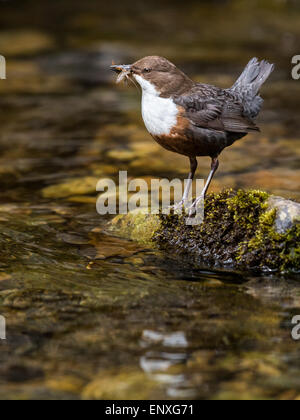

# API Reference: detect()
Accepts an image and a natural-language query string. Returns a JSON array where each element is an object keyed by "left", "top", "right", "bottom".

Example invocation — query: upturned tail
[{"left": 230, "top": 58, "right": 274, "bottom": 119}]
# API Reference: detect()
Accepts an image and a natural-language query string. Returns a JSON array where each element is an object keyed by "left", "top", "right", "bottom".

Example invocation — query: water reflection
[
  {"left": 140, "top": 352, "right": 187, "bottom": 374},
  {"left": 140, "top": 330, "right": 194, "bottom": 398},
  {"left": 141, "top": 330, "right": 188, "bottom": 348},
  {"left": 0, "top": 0, "right": 300, "bottom": 401}
]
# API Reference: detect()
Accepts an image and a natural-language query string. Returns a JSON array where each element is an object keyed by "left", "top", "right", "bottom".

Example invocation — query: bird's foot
[
  {"left": 188, "top": 194, "right": 205, "bottom": 218},
  {"left": 169, "top": 200, "right": 188, "bottom": 213}
]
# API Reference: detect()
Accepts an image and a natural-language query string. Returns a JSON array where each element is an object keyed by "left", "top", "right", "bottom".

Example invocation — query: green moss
[
  {"left": 239, "top": 208, "right": 300, "bottom": 272},
  {"left": 227, "top": 190, "right": 269, "bottom": 230},
  {"left": 110, "top": 190, "right": 300, "bottom": 273}
]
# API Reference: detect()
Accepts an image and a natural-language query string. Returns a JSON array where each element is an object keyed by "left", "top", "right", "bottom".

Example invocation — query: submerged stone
[
  {"left": 42, "top": 177, "right": 99, "bottom": 199},
  {"left": 110, "top": 190, "right": 300, "bottom": 273},
  {"left": 82, "top": 368, "right": 158, "bottom": 400}
]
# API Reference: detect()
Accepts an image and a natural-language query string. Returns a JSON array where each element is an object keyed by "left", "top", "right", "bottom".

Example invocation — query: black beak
[{"left": 110, "top": 64, "right": 132, "bottom": 74}]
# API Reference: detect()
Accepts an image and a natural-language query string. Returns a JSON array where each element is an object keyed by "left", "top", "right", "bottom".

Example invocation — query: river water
[{"left": 0, "top": 0, "right": 299, "bottom": 400}]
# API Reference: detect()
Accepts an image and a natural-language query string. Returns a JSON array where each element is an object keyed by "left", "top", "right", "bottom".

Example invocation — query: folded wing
[{"left": 174, "top": 88, "right": 259, "bottom": 134}]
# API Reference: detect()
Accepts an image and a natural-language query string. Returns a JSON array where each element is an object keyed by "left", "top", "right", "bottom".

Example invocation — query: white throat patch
[{"left": 134, "top": 74, "right": 178, "bottom": 136}]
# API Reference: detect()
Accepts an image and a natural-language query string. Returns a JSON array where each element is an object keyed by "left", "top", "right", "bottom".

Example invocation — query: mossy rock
[
  {"left": 110, "top": 211, "right": 161, "bottom": 246},
  {"left": 110, "top": 190, "right": 300, "bottom": 273}
]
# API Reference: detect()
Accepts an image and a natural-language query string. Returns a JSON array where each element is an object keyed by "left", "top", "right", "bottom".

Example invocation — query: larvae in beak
[{"left": 110, "top": 64, "right": 132, "bottom": 84}]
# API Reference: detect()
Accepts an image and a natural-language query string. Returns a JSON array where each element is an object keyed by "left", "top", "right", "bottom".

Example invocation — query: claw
[
  {"left": 188, "top": 194, "right": 205, "bottom": 218},
  {"left": 168, "top": 200, "right": 186, "bottom": 214}
]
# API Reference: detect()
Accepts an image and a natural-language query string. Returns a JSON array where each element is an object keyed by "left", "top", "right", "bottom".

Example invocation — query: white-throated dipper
[{"left": 111, "top": 56, "right": 274, "bottom": 214}]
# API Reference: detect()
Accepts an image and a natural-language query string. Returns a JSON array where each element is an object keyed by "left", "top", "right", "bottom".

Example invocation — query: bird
[{"left": 111, "top": 56, "right": 274, "bottom": 215}]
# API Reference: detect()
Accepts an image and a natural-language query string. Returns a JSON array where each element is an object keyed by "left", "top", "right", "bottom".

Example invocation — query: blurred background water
[{"left": 0, "top": 0, "right": 300, "bottom": 400}]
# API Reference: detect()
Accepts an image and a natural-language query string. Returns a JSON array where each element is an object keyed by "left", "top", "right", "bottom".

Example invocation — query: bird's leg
[
  {"left": 182, "top": 157, "right": 198, "bottom": 204},
  {"left": 188, "top": 157, "right": 219, "bottom": 217},
  {"left": 173, "top": 157, "right": 198, "bottom": 210}
]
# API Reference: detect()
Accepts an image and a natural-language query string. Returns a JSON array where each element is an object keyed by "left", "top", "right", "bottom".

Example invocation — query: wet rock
[
  {"left": 268, "top": 196, "right": 300, "bottom": 234},
  {"left": 82, "top": 368, "right": 158, "bottom": 400},
  {"left": 0, "top": 273, "right": 11, "bottom": 282},
  {"left": 83, "top": 233, "right": 143, "bottom": 260},
  {"left": 110, "top": 190, "right": 300, "bottom": 272},
  {"left": 46, "top": 376, "right": 85, "bottom": 395},
  {"left": 110, "top": 212, "right": 161, "bottom": 246},
  {"left": 42, "top": 177, "right": 99, "bottom": 199}
]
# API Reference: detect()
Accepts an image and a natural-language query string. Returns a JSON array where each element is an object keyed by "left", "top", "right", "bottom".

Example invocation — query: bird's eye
[{"left": 143, "top": 67, "right": 151, "bottom": 73}]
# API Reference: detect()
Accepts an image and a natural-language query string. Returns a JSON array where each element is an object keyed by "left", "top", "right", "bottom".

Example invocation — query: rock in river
[{"left": 110, "top": 190, "right": 300, "bottom": 273}]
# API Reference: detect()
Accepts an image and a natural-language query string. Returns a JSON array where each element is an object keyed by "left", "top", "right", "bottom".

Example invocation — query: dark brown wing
[{"left": 173, "top": 85, "right": 259, "bottom": 133}]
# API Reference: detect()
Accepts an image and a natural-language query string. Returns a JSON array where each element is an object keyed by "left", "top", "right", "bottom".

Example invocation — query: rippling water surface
[{"left": 0, "top": 0, "right": 300, "bottom": 400}]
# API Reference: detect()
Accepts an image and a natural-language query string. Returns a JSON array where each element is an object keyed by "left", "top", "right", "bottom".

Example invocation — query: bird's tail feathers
[
  {"left": 230, "top": 58, "right": 274, "bottom": 119},
  {"left": 231, "top": 58, "right": 274, "bottom": 96}
]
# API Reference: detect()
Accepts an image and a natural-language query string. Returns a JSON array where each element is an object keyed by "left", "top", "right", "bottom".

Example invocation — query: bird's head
[{"left": 111, "top": 56, "right": 193, "bottom": 97}]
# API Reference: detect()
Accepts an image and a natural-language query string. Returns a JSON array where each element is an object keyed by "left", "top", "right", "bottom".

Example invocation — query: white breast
[{"left": 134, "top": 75, "right": 178, "bottom": 136}]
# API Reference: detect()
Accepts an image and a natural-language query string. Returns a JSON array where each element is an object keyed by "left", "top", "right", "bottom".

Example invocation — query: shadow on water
[{"left": 0, "top": 0, "right": 300, "bottom": 400}]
